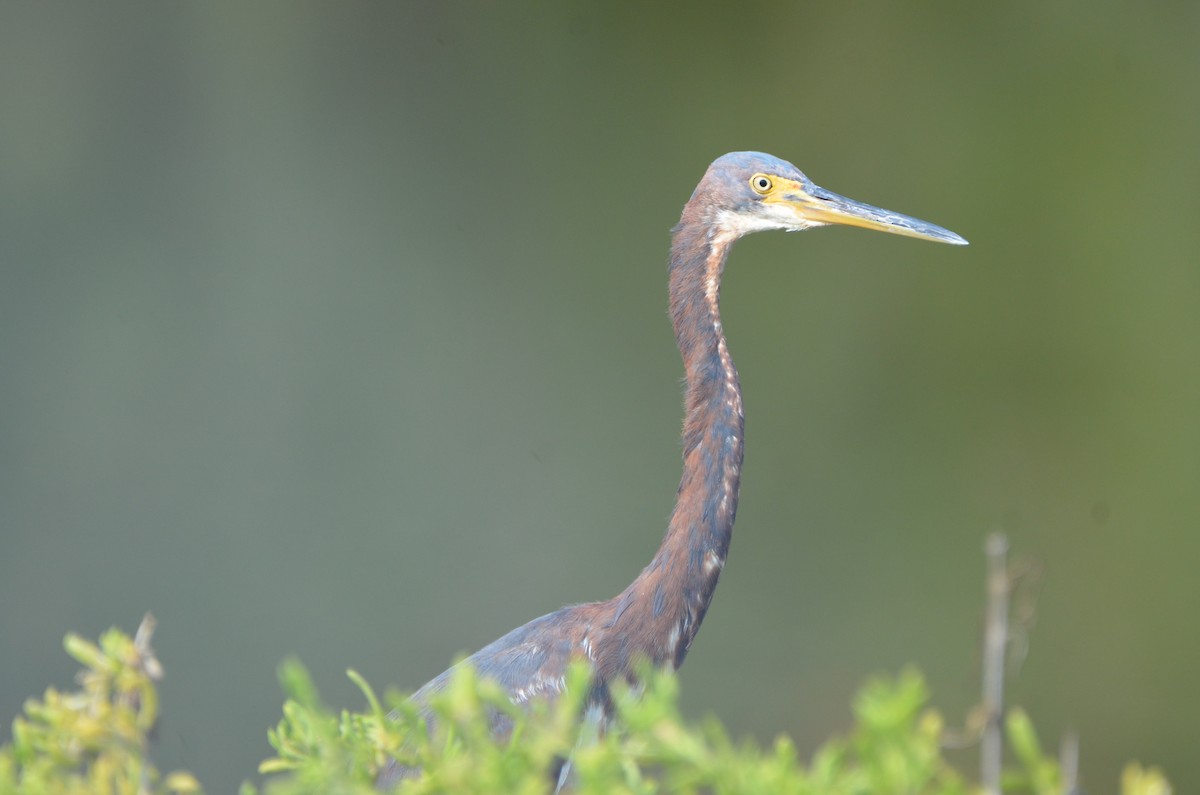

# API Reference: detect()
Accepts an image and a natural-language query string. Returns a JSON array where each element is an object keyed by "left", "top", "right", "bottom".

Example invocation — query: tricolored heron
[{"left": 379, "top": 151, "right": 966, "bottom": 787}]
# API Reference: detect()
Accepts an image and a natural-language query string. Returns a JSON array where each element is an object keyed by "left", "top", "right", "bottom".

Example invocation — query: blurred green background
[{"left": 1, "top": 3, "right": 1196, "bottom": 792}]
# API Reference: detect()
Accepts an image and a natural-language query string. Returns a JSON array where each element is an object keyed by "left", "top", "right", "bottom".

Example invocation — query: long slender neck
[
  {"left": 663, "top": 218, "right": 744, "bottom": 618},
  {"left": 599, "top": 211, "right": 743, "bottom": 676}
]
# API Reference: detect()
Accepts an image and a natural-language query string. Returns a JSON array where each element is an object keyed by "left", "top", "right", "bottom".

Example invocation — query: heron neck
[{"left": 602, "top": 218, "right": 743, "bottom": 675}]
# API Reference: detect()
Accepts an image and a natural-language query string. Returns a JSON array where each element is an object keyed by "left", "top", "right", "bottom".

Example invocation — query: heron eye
[{"left": 750, "top": 174, "right": 773, "bottom": 194}]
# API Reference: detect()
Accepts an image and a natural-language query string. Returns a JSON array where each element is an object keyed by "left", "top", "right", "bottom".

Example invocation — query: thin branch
[
  {"left": 1060, "top": 731, "right": 1080, "bottom": 795},
  {"left": 981, "top": 533, "right": 1010, "bottom": 795}
]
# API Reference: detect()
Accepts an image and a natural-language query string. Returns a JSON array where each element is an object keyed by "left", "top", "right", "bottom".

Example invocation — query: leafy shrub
[{"left": 0, "top": 618, "right": 1173, "bottom": 795}]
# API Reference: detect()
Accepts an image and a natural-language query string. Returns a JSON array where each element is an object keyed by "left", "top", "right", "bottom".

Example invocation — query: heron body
[{"left": 379, "top": 152, "right": 965, "bottom": 786}]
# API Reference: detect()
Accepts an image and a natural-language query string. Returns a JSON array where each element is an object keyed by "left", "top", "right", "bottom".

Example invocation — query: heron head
[{"left": 698, "top": 151, "right": 967, "bottom": 245}]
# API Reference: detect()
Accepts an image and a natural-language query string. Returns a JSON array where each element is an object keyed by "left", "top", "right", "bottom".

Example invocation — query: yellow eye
[{"left": 750, "top": 174, "right": 773, "bottom": 194}]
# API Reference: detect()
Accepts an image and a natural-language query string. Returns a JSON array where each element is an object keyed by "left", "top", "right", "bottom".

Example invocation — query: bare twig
[
  {"left": 981, "top": 533, "right": 1010, "bottom": 795},
  {"left": 134, "top": 613, "right": 163, "bottom": 681},
  {"left": 1060, "top": 731, "right": 1080, "bottom": 795}
]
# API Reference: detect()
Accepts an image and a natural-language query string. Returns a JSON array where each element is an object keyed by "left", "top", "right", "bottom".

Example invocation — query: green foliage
[
  {"left": 0, "top": 616, "right": 200, "bottom": 795},
  {"left": 1120, "top": 763, "right": 1173, "bottom": 795},
  {"left": 0, "top": 621, "right": 1174, "bottom": 795},
  {"left": 252, "top": 661, "right": 1170, "bottom": 795}
]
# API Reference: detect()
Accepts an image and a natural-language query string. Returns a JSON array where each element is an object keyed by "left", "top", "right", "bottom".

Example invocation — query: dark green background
[{"left": 2, "top": 3, "right": 1196, "bottom": 793}]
